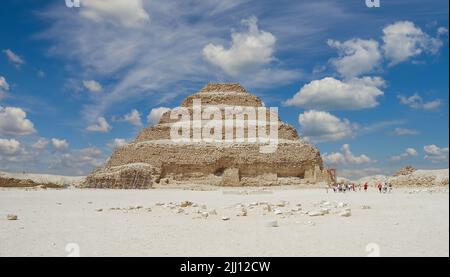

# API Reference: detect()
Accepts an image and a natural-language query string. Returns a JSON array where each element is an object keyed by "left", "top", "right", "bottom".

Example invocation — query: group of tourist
[{"left": 329, "top": 182, "right": 393, "bottom": 193}]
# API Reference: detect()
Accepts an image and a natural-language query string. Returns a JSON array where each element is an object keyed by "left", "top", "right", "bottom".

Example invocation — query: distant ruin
[{"left": 83, "top": 83, "right": 334, "bottom": 188}]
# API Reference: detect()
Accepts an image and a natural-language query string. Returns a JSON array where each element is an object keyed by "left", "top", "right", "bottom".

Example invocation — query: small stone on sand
[{"left": 7, "top": 214, "right": 18, "bottom": 221}]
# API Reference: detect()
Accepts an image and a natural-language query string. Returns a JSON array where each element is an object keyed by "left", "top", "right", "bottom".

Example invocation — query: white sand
[
  {"left": 0, "top": 186, "right": 448, "bottom": 257},
  {"left": 0, "top": 171, "right": 85, "bottom": 186}
]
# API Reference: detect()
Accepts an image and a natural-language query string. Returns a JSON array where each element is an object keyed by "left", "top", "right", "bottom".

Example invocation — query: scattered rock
[
  {"left": 360, "top": 205, "right": 371, "bottom": 210},
  {"left": 221, "top": 216, "right": 230, "bottom": 221},
  {"left": 339, "top": 210, "right": 351, "bottom": 217},
  {"left": 276, "top": 201, "right": 288, "bottom": 207},
  {"left": 201, "top": 212, "right": 209, "bottom": 218},
  {"left": 263, "top": 205, "right": 272, "bottom": 212},
  {"left": 208, "top": 209, "right": 217, "bottom": 215},
  {"left": 237, "top": 209, "right": 247, "bottom": 217},
  {"left": 308, "top": 210, "right": 324, "bottom": 217},
  {"left": 305, "top": 220, "right": 316, "bottom": 226},
  {"left": 155, "top": 202, "right": 164, "bottom": 206},
  {"left": 7, "top": 214, "right": 18, "bottom": 221},
  {"left": 95, "top": 208, "right": 103, "bottom": 212},
  {"left": 274, "top": 209, "right": 283, "bottom": 215}
]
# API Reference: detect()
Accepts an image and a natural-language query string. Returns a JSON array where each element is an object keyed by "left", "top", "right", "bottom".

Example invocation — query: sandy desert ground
[{"left": 0, "top": 186, "right": 448, "bottom": 257}]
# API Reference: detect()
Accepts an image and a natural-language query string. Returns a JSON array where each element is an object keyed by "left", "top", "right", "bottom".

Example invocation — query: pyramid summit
[{"left": 83, "top": 83, "right": 334, "bottom": 188}]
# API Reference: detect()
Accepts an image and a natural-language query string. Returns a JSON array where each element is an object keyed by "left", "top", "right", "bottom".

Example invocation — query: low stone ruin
[{"left": 394, "top": 165, "right": 416, "bottom": 176}]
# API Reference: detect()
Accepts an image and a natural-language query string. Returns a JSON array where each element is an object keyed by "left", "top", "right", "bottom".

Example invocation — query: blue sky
[{"left": 0, "top": 0, "right": 448, "bottom": 178}]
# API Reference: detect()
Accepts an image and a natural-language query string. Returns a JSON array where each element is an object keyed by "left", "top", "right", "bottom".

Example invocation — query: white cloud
[
  {"left": 108, "top": 138, "right": 128, "bottom": 149},
  {"left": 0, "top": 76, "right": 9, "bottom": 100},
  {"left": 323, "top": 144, "right": 373, "bottom": 165},
  {"left": 203, "top": 16, "right": 276, "bottom": 76},
  {"left": 0, "top": 138, "right": 21, "bottom": 155},
  {"left": 2, "top": 49, "right": 25, "bottom": 67},
  {"left": 327, "top": 38, "right": 382, "bottom": 78},
  {"left": 41, "top": 3, "right": 305, "bottom": 121},
  {"left": 0, "top": 76, "right": 9, "bottom": 91},
  {"left": 437, "top": 27, "right": 448, "bottom": 36},
  {"left": 51, "top": 138, "right": 69, "bottom": 151},
  {"left": 122, "top": 109, "right": 142, "bottom": 126},
  {"left": 32, "top": 138, "right": 49, "bottom": 150},
  {"left": 392, "top": 127, "right": 419, "bottom": 136},
  {"left": 398, "top": 93, "right": 441, "bottom": 110},
  {"left": 86, "top": 117, "right": 111, "bottom": 133},
  {"left": 147, "top": 107, "right": 170, "bottom": 125},
  {"left": 0, "top": 138, "right": 30, "bottom": 164},
  {"left": 0, "top": 106, "right": 36, "bottom": 136},
  {"left": 298, "top": 110, "right": 355, "bottom": 142},
  {"left": 81, "top": 0, "right": 150, "bottom": 28},
  {"left": 285, "top": 76, "right": 385, "bottom": 110},
  {"left": 390, "top": 147, "right": 418, "bottom": 161},
  {"left": 50, "top": 146, "right": 105, "bottom": 175},
  {"left": 423, "top": 145, "right": 449, "bottom": 163},
  {"left": 83, "top": 80, "right": 103, "bottom": 93},
  {"left": 382, "top": 21, "right": 443, "bottom": 65}
]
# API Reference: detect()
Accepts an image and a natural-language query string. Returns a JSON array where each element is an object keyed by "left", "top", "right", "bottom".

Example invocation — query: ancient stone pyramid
[{"left": 83, "top": 83, "right": 333, "bottom": 188}]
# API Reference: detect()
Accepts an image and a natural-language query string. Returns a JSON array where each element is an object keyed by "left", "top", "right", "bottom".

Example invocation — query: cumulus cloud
[
  {"left": 2, "top": 49, "right": 25, "bottom": 67},
  {"left": 398, "top": 93, "right": 441, "bottom": 110},
  {"left": 32, "top": 138, "right": 49, "bottom": 150},
  {"left": 298, "top": 110, "right": 355, "bottom": 142},
  {"left": 322, "top": 144, "right": 373, "bottom": 165},
  {"left": 86, "top": 117, "right": 111, "bottom": 133},
  {"left": 285, "top": 77, "right": 385, "bottom": 110},
  {"left": 80, "top": 0, "right": 150, "bottom": 28},
  {"left": 108, "top": 138, "right": 128, "bottom": 149},
  {"left": 147, "top": 107, "right": 170, "bottom": 125},
  {"left": 382, "top": 21, "right": 443, "bottom": 65},
  {"left": 51, "top": 138, "right": 69, "bottom": 151},
  {"left": 390, "top": 148, "right": 418, "bottom": 161},
  {"left": 0, "top": 106, "right": 36, "bottom": 136},
  {"left": 423, "top": 145, "right": 449, "bottom": 163},
  {"left": 83, "top": 80, "right": 103, "bottom": 93},
  {"left": 437, "top": 27, "right": 448, "bottom": 36},
  {"left": 391, "top": 127, "right": 419, "bottom": 136},
  {"left": 0, "top": 138, "right": 21, "bottom": 155},
  {"left": 50, "top": 146, "right": 105, "bottom": 175},
  {"left": 203, "top": 16, "right": 276, "bottom": 76},
  {"left": 327, "top": 38, "right": 382, "bottom": 78},
  {"left": 122, "top": 109, "right": 142, "bottom": 126}
]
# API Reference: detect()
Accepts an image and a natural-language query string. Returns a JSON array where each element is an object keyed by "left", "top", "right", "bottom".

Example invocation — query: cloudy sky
[{"left": 0, "top": 0, "right": 448, "bottom": 178}]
